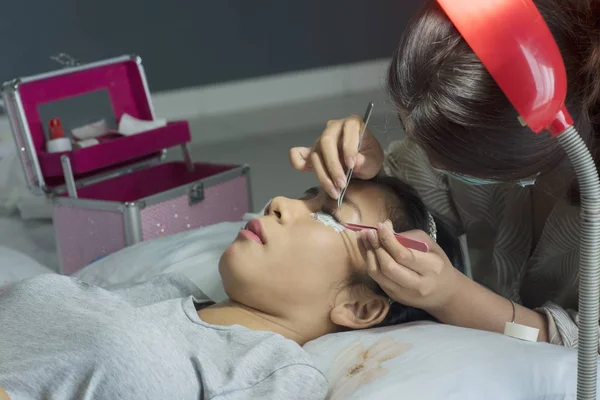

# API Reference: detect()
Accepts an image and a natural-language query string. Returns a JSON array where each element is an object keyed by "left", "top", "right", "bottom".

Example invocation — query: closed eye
[
  {"left": 301, "top": 186, "right": 360, "bottom": 222},
  {"left": 320, "top": 205, "right": 343, "bottom": 224},
  {"left": 299, "top": 187, "right": 319, "bottom": 200}
]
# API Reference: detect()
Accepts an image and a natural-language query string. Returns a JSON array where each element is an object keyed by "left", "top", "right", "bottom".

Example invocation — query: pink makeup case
[{"left": 2, "top": 55, "right": 251, "bottom": 275}]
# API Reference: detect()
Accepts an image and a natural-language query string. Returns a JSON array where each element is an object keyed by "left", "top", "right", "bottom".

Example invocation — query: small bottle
[{"left": 46, "top": 118, "right": 72, "bottom": 153}]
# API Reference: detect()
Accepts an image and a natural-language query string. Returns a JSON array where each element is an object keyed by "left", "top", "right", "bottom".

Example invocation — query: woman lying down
[{"left": 0, "top": 177, "right": 464, "bottom": 400}]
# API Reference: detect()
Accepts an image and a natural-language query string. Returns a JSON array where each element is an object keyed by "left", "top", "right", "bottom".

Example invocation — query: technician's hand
[
  {"left": 289, "top": 115, "right": 384, "bottom": 199},
  {"left": 360, "top": 221, "right": 465, "bottom": 313}
]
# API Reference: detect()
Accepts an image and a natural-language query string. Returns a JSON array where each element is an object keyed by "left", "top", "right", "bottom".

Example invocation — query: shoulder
[
  {"left": 8, "top": 273, "right": 73, "bottom": 291},
  {"left": 108, "top": 272, "right": 208, "bottom": 306},
  {"left": 253, "top": 363, "right": 328, "bottom": 396},
  {"left": 383, "top": 139, "right": 449, "bottom": 192},
  {"left": 213, "top": 361, "right": 328, "bottom": 400},
  {"left": 1, "top": 274, "right": 93, "bottom": 304},
  {"left": 384, "top": 138, "right": 428, "bottom": 168},
  {"left": 213, "top": 332, "right": 327, "bottom": 399}
]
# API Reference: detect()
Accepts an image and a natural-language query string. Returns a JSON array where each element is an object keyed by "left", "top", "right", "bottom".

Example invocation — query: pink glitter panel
[
  {"left": 140, "top": 175, "right": 249, "bottom": 240},
  {"left": 54, "top": 205, "right": 126, "bottom": 275}
]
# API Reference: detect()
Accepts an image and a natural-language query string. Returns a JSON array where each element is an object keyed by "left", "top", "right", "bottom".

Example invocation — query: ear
[{"left": 330, "top": 290, "right": 390, "bottom": 330}]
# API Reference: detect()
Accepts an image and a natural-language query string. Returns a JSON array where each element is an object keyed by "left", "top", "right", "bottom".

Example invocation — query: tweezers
[
  {"left": 344, "top": 223, "right": 430, "bottom": 252},
  {"left": 337, "top": 102, "right": 374, "bottom": 209}
]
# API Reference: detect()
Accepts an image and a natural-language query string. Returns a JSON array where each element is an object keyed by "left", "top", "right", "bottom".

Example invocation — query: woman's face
[{"left": 219, "top": 181, "right": 396, "bottom": 337}]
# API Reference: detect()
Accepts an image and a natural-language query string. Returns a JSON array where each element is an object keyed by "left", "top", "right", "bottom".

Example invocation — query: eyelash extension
[
  {"left": 310, "top": 211, "right": 345, "bottom": 233},
  {"left": 303, "top": 187, "right": 319, "bottom": 199},
  {"left": 320, "top": 205, "right": 342, "bottom": 224}
]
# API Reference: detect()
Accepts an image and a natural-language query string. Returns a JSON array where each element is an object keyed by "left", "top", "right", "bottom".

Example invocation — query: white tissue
[
  {"left": 118, "top": 113, "right": 167, "bottom": 136},
  {"left": 75, "top": 138, "right": 100, "bottom": 148},
  {"left": 71, "top": 119, "right": 109, "bottom": 140}
]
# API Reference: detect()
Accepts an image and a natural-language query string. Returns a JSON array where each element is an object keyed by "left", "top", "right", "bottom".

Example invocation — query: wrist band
[
  {"left": 509, "top": 299, "right": 516, "bottom": 323},
  {"left": 504, "top": 299, "right": 540, "bottom": 342}
]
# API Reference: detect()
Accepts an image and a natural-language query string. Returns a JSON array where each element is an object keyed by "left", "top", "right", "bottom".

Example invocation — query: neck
[{"left": 197, "top": 300, "right": 309, "bottom": 345}]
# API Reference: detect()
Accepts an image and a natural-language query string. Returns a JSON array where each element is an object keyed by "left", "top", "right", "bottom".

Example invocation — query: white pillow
[
  {"left": 303, "top": 322, "right": 594, "bottom": 399},
  {"left": 74, "top": 219, "right": 248, "bottom": 301},
  {"left": 0, "top": 246, "right": 56, "bottom": 293},
  {"left": 74, "top": 208, "right": 268, "bottom": 299}
]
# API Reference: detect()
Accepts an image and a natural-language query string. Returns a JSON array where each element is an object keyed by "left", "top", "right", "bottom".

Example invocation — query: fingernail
[
  {"left": 377, "top": 222, "right": 385, "bottom": 231},
  {"left": 336, "top": 178, "right": 347, "bottom": 190},
  {"left": 330, "top": 188, "right": 340, "bottom": 199},
  {"left": 346, "top": 157, "right": 356, "bottom": 169},
  {"left": 385, "top": 220, "right": 394, "bottom": 230}
]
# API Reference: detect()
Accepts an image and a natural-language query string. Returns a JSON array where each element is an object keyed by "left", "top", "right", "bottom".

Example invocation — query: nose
[{"left": 264, "top": 196, "right": 307, "bottom": 224}]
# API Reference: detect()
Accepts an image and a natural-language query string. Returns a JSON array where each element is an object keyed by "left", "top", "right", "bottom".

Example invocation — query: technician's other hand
[
  {"left": 289, "top": 115, "right": 384, "bottom": 199},
  {"left": 361, "top": 222, "right": 465, "bottom": 313}
]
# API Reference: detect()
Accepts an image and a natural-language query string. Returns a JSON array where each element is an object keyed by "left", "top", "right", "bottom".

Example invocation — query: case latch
[{"left": 189, "top": 183, "right": 205, "bottom": 205}]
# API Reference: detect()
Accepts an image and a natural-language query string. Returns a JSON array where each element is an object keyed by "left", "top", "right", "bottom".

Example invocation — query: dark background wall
[{"left": 0, "top": 1, "right": 421, "bottom": 93}]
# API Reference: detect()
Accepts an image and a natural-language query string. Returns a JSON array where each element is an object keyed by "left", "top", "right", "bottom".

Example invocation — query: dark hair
[
  {"left": 387, "top": 0, "right": 600, "bottom": 190},
  {"left": 348, "top": 176, "right": 466, "bottom": 328}
]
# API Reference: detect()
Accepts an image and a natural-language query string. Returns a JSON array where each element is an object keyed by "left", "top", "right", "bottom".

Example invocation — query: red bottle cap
[{"left": 49, "top": 118, "right": 65, "bottom": 139}]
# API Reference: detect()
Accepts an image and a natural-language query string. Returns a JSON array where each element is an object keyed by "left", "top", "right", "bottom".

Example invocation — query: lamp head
[{"left": 436, "top": 0, "right": 573, "bottom": 135}]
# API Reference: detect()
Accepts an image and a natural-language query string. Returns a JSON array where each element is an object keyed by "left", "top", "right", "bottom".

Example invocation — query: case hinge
[{"left": 189, "top": 183, "right": 205, "bottom": 205}]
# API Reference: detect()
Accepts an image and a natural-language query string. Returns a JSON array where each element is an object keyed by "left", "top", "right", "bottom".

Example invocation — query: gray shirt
[
  {"left": 0, "top": 273, "right": 327, "bottom": 400},
  {"left": 384, "top": 138, "right": 587, "bottom": 348}
]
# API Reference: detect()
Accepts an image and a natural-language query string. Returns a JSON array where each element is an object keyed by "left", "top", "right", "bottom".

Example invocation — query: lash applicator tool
[
  {"left": 337, "top": 102, "right": 374, "bottom": 209},
  {"left": 310, "top": 212, "right": 429, "bottom": 252},
  {"left": 344, "top": 222, "right": 430, "bottom": 253}
]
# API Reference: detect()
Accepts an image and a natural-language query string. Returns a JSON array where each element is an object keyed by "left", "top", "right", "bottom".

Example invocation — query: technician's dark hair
[
  {"left": 388, "top": 0, "right": 600, "bottom": 201},
  {"left": 348, "top": 176, "right": 466, "bottom": 328}
]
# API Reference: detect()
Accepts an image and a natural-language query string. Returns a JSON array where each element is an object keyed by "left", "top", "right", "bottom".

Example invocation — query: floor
[{"left": 167, "top": 90, "right": 406, "bottom": 211}]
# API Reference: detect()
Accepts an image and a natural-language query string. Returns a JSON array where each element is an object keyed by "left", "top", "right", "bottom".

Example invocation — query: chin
[
  {"left": 218, "top": 250, "right": 233, "bottom": 282},
  {"left": 218, "top": 248, "right": 248, "bottom": 300}
]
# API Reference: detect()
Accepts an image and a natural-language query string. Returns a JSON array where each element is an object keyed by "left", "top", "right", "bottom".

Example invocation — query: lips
[{"left": 239, "top": 218, "right": 265, "bottom": 245}]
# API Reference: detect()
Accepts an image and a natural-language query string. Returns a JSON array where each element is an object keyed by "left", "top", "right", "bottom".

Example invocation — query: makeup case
[{"left": 2, "top": 55, "right": 252, "bottom": 275}]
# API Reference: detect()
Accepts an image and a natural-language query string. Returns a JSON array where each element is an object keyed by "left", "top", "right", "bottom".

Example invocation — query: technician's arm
[{"left": 432, "top": 275, "right": 549, "bottom": 342}]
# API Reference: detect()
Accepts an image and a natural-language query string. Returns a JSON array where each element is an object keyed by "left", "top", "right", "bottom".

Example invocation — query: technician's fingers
[
  {"left": 310, "top": 151, "right": 339, "bottom": 199},
  {"left": 365, "top": 229, "right": 420, "bottom": 289},
  {"left": 341, "top": 116, "right": 362, "bottom": 169},
  {"left": 289, "top": 147, "right": 313, "bottom": 172},
  {"left": 376, "top": 223, "right": 424, "bottom": 274},
  {"left": 362, "top": 239, "right": 400, "bottom": 294},
  {"left": 320, "top": 120, "right": 348, "bottom": 191}
]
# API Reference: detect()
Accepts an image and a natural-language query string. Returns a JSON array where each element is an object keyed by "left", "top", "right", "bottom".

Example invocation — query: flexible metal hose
[{"left": 557, "top": 126, "right": 600, "bottom": 400}]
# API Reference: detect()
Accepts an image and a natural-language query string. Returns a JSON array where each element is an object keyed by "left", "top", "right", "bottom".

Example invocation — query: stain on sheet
[{"left": 326, "top": 337, "right": 412, "bottom": 400}]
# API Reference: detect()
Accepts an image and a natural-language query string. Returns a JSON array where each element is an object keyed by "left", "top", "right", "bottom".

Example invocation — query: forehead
[{"left": 344, "top": 181, "right": 394, "bottom": 225}]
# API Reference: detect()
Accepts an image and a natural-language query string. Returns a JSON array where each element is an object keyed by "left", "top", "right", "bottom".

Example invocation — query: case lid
[{"left": 1, "top": 55, "right": 187, "bottom": 195}]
